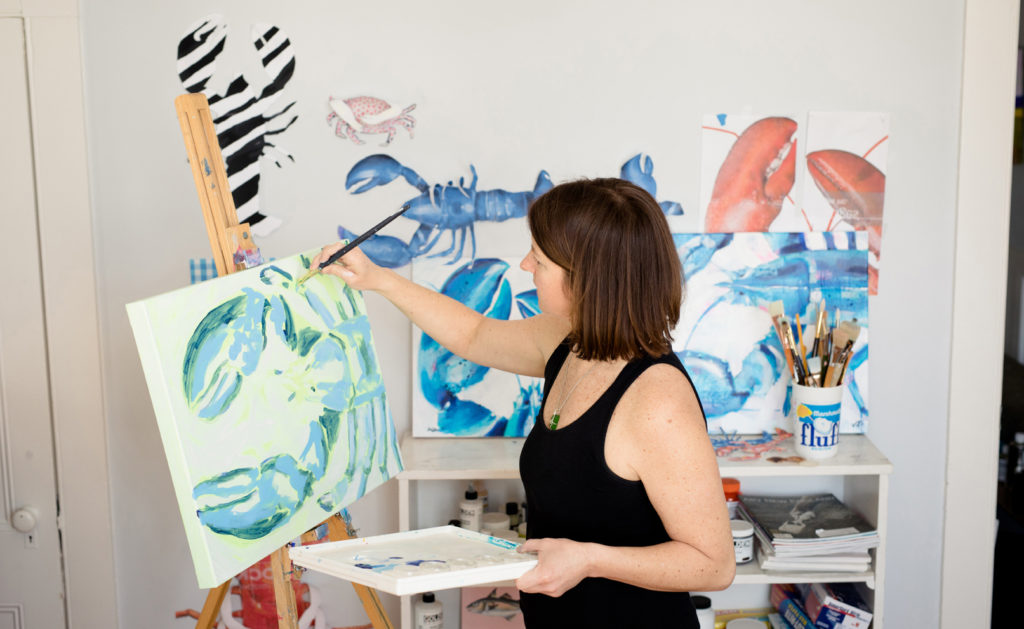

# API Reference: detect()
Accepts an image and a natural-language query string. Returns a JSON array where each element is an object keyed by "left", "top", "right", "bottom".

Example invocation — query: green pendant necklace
[{"left": 549, "top": 354, "right": 597, "bottom": 430}]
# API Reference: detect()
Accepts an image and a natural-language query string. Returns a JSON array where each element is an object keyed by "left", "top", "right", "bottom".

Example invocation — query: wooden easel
[{"left": 174, "top": 92, "right": 394, "bottom": 629}]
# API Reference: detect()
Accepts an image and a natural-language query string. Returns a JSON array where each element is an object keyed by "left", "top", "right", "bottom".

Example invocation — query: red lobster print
[
  {"left": 806, "top": 150, "right": 886, "bottom": 293},
  {"left": 705, "top": 117, "right": 798, "bottom": 232}
]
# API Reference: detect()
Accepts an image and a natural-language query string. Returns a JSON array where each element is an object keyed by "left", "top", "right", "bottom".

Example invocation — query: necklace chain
[{"left": 549, "top": 353, "right": 597, "bottom": 430}]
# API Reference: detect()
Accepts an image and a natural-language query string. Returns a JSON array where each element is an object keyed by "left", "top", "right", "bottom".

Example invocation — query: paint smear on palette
[
  {"left": 127, "top": 250, "right": 402, "bottom": 588},
  {"left": 411, "top": 256, "right": 542, "bottom": 437},
  {"left": 289, "top": 526, "right": 535, "bottom": 595},
  {"left": 801, "top": 111, "right": 889, "bottom": 294},
  {"left": 700, "top": 114, "right": 801, "bottom": 233},
  {"left": 672, "top": 232, "right": 869, "bottom": 434}
]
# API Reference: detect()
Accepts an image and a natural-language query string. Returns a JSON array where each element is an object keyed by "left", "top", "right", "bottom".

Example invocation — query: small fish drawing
[{"left": 465, "top": 588, "right": 521, "bottom": 621}]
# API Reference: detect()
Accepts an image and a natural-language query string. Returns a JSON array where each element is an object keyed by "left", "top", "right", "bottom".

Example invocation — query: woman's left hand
[{"left": 514, "top": 538, "right": 595, "bottom": 597}]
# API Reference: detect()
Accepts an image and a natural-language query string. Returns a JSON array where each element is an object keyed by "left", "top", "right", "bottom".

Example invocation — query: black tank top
[{"left": 518, "top": 340, "right": 705, "bottom": 628}]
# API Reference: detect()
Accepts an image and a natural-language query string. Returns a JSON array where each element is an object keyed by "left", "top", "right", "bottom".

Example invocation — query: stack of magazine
[{"left": 737, "top": 493, "right": 879, "bottom": 573}]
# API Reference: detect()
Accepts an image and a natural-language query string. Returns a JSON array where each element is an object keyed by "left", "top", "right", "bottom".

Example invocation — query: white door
[{"left": 0, "top": 17, "right": 68, "bottom": 629}]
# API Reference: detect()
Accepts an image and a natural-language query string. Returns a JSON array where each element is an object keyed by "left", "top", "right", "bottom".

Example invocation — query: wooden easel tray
[{"left": 289, "top": 525, "right": 537, "bottom": 596}]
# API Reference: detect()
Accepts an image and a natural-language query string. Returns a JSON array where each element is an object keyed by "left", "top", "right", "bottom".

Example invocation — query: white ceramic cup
[{"left": 790, "top": 383, "right": 844, "bottom": 459}]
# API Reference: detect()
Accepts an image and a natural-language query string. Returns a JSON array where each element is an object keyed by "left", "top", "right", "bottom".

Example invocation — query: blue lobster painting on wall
[
  {"left": 340, "top": 153, "right": 683, "bottom": 269},
  {"left": 672, "top": 231, "right": 869, "bottom": 434},
  {"left": 395, "top": 154, "right": 681, "bottom": 437}
]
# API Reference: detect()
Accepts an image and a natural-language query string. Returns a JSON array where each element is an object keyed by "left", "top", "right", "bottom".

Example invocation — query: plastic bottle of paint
[
  {"left": 722, "top": 477, "right": 741, "bottom": 519},
  {"left": 691, "top": 594, "right": 715, "bottom": 629},
  {"left": 730, "top": 519, "right": 754, "bottom": 564},
  {"left": 414, "top": 592, "right": 443, "bottom": 629},
  {"left": 506, "top": 501, "right": 520, "bottom": 528},
  {"left": 459, "top": 486, "right": 483, "bottom": 531}
]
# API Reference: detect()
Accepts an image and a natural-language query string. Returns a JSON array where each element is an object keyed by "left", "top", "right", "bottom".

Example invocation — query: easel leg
[
  {"left": 271, "top": 546, "right": 300, "bottom": 629},
  {"left": 195, "top": 581, "right": 230, "bottom": 629}
]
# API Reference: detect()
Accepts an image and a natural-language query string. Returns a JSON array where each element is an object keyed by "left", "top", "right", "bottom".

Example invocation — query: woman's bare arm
[{"left": 313, "top": 243, "right": 569, "bottom": 377}]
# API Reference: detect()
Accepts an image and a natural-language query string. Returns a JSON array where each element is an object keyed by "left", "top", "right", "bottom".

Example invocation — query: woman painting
[{"left": 312, "top": 178, "right": 735, "bottom": 627}]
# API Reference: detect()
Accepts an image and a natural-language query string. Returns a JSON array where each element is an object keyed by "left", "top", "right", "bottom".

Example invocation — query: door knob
[{"left": 10, "top": 506, "right": 39, "bottom": 533}]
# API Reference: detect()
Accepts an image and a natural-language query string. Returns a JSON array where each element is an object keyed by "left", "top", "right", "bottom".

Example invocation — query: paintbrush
[
  {"left": 812, "top": 299, "right": 827, "bottom": 359},
  {"left": 806, "top": 355, "right": 822, "bottom": 387},
  {"left": 833, "top": 321, "right": 861, "bottom": 386},
  {"left": 794, "top": 312, "right": 811, "bottom": 380},
  {"left": 781, "top": 319, "right": 806, "bottom": 385},
  {"left": 769, "top": 301, "right": 796, "bottom": 380},
  {"left": 296, "top": 203, "right": 411, "bottom": 285},
  {"left": 795, "top": 313, "right": 806, "bottom": 358},
  {"left": 823, "top": 320, "right": 860, "bottom": 387}
]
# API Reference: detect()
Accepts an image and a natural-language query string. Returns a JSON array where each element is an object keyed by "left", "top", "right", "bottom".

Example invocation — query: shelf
[
  {"left": 718, "top": 434, "right": 892, "bottom": 477},
  {"left": 731, "top": 560, "right": 875, "bottom": 588},
  {"left": 396, "top": 434, "right": 524, "bottom": 480},
  {"left": 396, "top": 432, "right": 890, "bottom": 628},
  {"left": 396, "top": 433, "right": 892, "bottom": 479}
]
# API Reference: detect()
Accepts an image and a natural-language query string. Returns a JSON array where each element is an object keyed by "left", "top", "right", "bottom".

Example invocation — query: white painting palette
[{"left": 289, "top": 526, "right": 536, "bottom": 595}]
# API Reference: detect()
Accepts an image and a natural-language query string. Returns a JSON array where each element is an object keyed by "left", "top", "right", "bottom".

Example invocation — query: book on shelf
[
  {"left": 756, "top": 545, "right": 871, "bottom": 573},
  {"left": 794, "top": 582, "right": 873, "bottom": 629},
  {"left": 770, "top": 583, "right": 814, "bottom": 628},
  {"left": 738, "top": 493, "right": 879, "bottom": 558}
]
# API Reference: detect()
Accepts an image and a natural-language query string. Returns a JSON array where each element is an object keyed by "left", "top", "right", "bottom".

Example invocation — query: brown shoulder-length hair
[{"left": 527, "top": 178, "right": 682, "bottom": 361}]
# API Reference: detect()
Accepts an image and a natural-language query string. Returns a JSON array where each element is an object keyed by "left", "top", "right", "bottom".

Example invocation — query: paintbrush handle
[{"left": 317, "top": 203, "right": 411, "bottom": 270}]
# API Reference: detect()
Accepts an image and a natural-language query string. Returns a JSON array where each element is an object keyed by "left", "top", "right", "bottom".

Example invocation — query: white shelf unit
[{"left": 395, "top": 433, "right": 891, "bottom": 628}]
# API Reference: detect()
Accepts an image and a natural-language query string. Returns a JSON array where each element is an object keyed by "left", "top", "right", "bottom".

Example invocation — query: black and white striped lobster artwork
[{"left": 176, "top": 14, "right": 298, "bottom": 236}]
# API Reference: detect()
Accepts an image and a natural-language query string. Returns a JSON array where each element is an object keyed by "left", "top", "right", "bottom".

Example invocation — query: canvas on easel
[
  {"left": 127, "top": 251, "right": 403, "bottom": 588},
  {"left": 167, "top": 91, "right": 397, "bottom": 629}
]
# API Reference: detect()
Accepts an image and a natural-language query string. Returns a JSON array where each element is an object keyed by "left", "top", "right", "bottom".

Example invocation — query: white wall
[{"left": 78, "top": 1, "right": 970, "bottom": 626}]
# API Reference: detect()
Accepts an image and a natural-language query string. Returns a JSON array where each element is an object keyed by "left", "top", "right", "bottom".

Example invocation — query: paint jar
[
  {"left": 691, "top": 594, "right": 714, "bottom": 629},
  {"left": 722, "top": 477, "right": 741, "bottom": 519},
  {"left": 730, "top": 519, "right": 754, "bottom": 564},
  {"left": 414, "top": 591, "right": 443, "bottom": 629},
  {"left": 481, "top": 512, "right": 511, "bottom": 535},
  {"left": 791, "top": 383, "right": 844, "bottom": 459},
  {"left": 459, "top": 486, "right": 483, "bottom": 531},
  {"left": 517, "top": 521, "right": 527, "bottom": 538},
  {"left": 506, "top": 501, "right": 520, "bottom": 528}
]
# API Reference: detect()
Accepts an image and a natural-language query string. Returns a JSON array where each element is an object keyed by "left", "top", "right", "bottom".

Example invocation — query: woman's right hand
[{"left": 310, "top": 243, "right": 387, "bottom": 292}]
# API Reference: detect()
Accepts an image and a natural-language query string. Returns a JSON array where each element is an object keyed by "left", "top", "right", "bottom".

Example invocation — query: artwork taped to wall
[
  {"left": 126, "top": 250, "right": 402, "bottom": 588},
  {"left": 411, "top": 256, "right": 543, "bottom": 437},
  {"left": 700, "top": 114, "right": 801, "bottom": 233},
  {"left": 327, "top": 95, "right": 417, "bottom": 146},
  {"left": 176, "top": 14, "right": 298, "bottom": 236},
  {"left": 801, "top": 112, "right": 889, "bottom": 295},
  {"left": 672, "top": 232, "right": 869, "bottom": 434},
  {"left": 338, "top": 153, "right": 682, "bottom": 269}
]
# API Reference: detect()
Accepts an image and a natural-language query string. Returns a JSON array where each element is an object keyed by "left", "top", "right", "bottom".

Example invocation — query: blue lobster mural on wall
[{"left": 339, "top": 153, "right": 683, "bottom": 268}]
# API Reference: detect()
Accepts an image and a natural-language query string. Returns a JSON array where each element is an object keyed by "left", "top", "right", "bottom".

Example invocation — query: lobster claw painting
[{"left": 126, "top": 250, "right": 402, "bottom": 588}]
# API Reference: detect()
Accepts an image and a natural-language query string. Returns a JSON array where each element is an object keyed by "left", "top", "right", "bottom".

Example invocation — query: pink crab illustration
[{"left": 327, "top": 96, "right": 416, "bottom": 146}]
